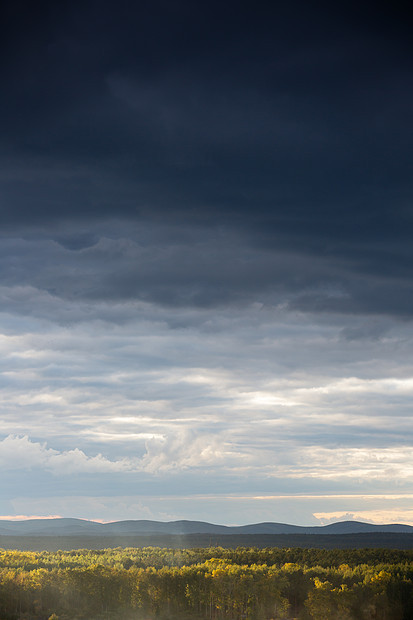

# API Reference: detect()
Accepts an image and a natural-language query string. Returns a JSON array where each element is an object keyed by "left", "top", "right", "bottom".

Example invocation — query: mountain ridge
[{"left": 0, "top": 518, "right": 412, "bottom": 537}]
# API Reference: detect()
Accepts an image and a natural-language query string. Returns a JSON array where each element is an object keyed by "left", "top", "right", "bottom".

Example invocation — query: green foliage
[{"left": 0, "top": 545, "right": 413, "bottom": 619}]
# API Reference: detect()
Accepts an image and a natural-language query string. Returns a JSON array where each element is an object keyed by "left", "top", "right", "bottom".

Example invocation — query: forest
[{"left": 1, "top": 545, "right": 413, "bottom": 619}]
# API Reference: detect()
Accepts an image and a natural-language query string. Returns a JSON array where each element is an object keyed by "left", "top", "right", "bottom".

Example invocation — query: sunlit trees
[{"left": 1, "top": 546, "right": 413, "bottom": 619}]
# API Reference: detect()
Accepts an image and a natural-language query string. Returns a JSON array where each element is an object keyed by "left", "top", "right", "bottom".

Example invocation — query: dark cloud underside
[{"left": 1, "top": 1, "right": 412, "bottom": 318}]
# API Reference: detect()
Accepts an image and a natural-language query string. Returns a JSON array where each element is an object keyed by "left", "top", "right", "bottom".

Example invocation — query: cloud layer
[{"left": 0, "top": 0, "right": 412, "bottom": 524}]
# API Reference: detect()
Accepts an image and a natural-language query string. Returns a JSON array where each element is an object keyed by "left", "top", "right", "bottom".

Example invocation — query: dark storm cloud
[
  {"left": 1, "top": 223, "right": 413, "bottom": 320},
  {"left": 1, "top": 0, "right": 412, "bottom": 317}
]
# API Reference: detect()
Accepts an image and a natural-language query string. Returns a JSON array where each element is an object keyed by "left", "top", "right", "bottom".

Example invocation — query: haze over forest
[{"left": 0, "top": 1, "right": 412, "bottom": 526}]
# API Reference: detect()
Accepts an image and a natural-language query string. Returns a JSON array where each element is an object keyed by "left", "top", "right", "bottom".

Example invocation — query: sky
[{"left": 0, "top": 0, "right": 412, "bottom": 526}]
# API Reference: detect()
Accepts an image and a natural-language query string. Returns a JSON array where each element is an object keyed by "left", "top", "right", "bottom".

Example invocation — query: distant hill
[
  {"left": 1, "top": 518, "right": 412, "bottom": 537},
  {"left": 2, "top": 531, "right": 413, "bottom": 552}
]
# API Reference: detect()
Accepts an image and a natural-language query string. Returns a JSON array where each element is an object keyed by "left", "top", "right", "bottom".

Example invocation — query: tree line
[{"left": 1, "top": 545, "right": 413, "bottom": 619}]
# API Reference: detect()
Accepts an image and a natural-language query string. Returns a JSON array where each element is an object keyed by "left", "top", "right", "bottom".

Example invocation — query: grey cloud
[{"left": 1, "top": 222, "right": 413, "bottom": 319}]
